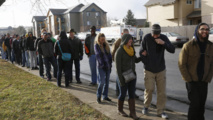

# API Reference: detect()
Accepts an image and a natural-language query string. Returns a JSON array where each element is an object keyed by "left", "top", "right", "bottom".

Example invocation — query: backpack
[{"left": 2, "top": 41, "right": 7, "bottom": 51}]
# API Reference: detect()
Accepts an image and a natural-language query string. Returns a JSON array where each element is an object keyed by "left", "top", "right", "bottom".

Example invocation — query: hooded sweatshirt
[
  {"left": 139, "top": 33, "right": 175, "bottom": 73},
  {"left": 194, "top": 23, "right": 209, "bottom": 81},
  {"left": 115, "top": 34, "right": 140, "bottom": 86}
]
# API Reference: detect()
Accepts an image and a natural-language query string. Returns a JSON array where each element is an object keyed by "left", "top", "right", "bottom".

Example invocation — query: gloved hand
[{"left": 79, "top": 56, "right": 83, "bottom": 60}]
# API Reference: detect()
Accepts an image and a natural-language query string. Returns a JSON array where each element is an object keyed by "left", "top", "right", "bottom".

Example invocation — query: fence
[{"left": 137, "top": 24, "right": 213, "bottom": 40}]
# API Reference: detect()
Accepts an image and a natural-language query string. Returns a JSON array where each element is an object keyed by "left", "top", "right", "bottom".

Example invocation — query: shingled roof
[
  {"left": 32, "top": 16, "right": 46, "bottom": 22},
  {"left": 145, "top": 0, "right": 176, "bottom": 7},
  {"left": 64, "top": 4, "right": 84, "bottom": 14},
  {"left": 49, "top": 9, "right": 67, "bottom": 15}
]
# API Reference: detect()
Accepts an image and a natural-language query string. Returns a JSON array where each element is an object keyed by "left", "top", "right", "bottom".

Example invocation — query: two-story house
[
  {"left": 145, "top": 0, "right": 201, "bottom": 27},
  {"left": 202, "top": 0, "right": 213, "bottom": 24},
  {"left": 32, "top": 3, "right": 107, "bottom": 37}
]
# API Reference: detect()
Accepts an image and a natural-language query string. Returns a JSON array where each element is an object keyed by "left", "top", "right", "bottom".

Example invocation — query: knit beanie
[{"left": 152, "top": 24, "right": 161, "bottom": 35}]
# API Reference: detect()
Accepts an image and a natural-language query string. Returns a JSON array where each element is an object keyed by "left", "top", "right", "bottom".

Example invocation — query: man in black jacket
[
  {"left": 139, "top": 24, "right": 175, "bottom": 119},
  {"left": 38, "top": 32, "right": 57, "bottom": 81},
  {"left": 68, "top": 29, "right": 83, "bottom": 84},
  {"left": 26, "top": 32, "right": 38, "bottom": 70},
  {"left": 13, "top": 34, "right": 21, "bottom": 65},
  {"left": 5, "top": 33, "right": 12, "bottom": 62},
  {"left": 20, "top": 35, "right": 26, "bottom": 67}
]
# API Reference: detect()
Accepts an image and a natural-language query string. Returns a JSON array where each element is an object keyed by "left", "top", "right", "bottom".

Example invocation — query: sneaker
[
  {"left": 34, "top": 67, "right": 39, "bottom": 70},
  {"left": 97, "top": 98, "right": 101, "bottom": 104},
  {"left": 142, "top": 108, "right": 148, "bottom": 115},
  {"left": 103, "top": 97, "right": 112, "bottom": 101},
  {"left": 158, "top": 112, "right": 168, "bottom": 119},
  {"left": 89, "top": 82, "right": 97, "bottom": 86},
  {"left": 47, "top": 78, "right": 51, "bottom": 81}
]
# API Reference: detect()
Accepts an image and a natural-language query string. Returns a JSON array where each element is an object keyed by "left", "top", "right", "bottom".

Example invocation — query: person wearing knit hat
[
  {"left": 178, "top": 23, "right": 213, "bottom": 120},
  {"left": 115, "top": 33, "right": 141, "bottom": 119},
  {"left": 139, "top": 24, "right": 175, "bottom": 119}
]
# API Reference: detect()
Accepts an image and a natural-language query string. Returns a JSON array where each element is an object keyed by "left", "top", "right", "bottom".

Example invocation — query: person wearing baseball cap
[
  {"left": 84, "top": 26, "right": 98, "bottom": 86},
  {"left": 139, "top": 24, "right": 175, "bottom": 119}
]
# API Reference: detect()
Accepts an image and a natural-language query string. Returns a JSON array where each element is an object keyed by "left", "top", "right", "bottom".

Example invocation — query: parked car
[
  {"left": 161, "top": 32, "right": 189, "bottom": 47},
  {"left": 76, "top": 32, "right": 90, "bottom": 45},
  {"left": 209, "top": 28, "right": 213, "bottom": 43}
]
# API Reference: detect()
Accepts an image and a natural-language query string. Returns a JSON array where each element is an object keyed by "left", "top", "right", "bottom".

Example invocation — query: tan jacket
[
  {"left": 111, "top": 38, "right": 121, "bottom": 61},
  {"left": 178, "top": 39, "right": 213, "bottom": 83}
]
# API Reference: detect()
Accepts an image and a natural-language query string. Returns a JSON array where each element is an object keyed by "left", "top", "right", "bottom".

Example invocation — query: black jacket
[
  {"left": 68, "top": 36, "right": 83, "bottom": 60},
  {"left": 38, "top": 39, "right": 54, "bottom": 58},
  {"left": 54, "top": 39, "right": 73, "bottom": 59},
  {"left": 13, "top": 39, "right": 21, "bottom": 54},
  {"left": 84, "top": 34, "right": 96, "bottom": 56},
  {"left": 26, "top": 36, "right": 36, "bottom": 51},
  {"left": 5, "top": 37, "right": 11, "bottom": 50},
  {"left": 19, "top": 38, "right": 25, "bottom": 52},
  {"left": 139, "top": 33, "right": 175, "bottom": 73}
]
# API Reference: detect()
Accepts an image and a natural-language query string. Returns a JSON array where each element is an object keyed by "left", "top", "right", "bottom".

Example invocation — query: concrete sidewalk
[{"left": 14, "top": 64, "right": 187, "bottom": 120}]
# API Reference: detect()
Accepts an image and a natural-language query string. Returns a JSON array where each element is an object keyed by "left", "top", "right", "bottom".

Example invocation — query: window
[
  {"left": 96, "top": 20, "right": 100, "bottom": 25},
  {"left": 96, "top": 12, "right": 99, "bottom": 17},
  {"left": 86, "top": 12, "right": 90, "bottom": 16},
  {"left": 87, "top": 21, "right": 90, "bottom": 25},
  {"left": 186, "top": 0, "right": 192, "bottom": 4},
  {"left": 188, "top": 20, "right": 193, "bottom": 25},
  {"left": 194, "top": 0, "right": 201, "bottom": 8}
]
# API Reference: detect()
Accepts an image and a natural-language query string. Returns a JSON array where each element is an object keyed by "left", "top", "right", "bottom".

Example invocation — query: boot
[
  {"left": 117, "top": 100, "right": 128, "bottom": 117},
  {"left": 128, "top": 99, "right": 139, "bottom": 120}
]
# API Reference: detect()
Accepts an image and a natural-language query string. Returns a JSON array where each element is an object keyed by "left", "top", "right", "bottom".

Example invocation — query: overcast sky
[{"left": 0, "top": 0, "right": 148, "bottom": 28}]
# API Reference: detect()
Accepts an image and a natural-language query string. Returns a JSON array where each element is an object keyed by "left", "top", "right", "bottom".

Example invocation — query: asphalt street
[{"left": 79, "top": 45, "right": 213, "bottom": 110}]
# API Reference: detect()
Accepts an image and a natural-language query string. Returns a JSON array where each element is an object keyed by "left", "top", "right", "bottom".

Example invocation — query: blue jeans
[
  {"left": 97, "top": 68, "right": 111, "bottom": 99},
  {"left": 89, "top": 55, "right": 97, "bottom": 84},
  {"left": 70, "top": 59, "right": 80, "bottom": 82},
  {"left": 22, "top": 51, "right": 26, "bottom": 66},
  {"left": 11, "top": 49, "right": 15, "bottom": 63},
  {"left": 117, "top": 79, "right": 136, "bottom": 101},
  {"left": 57, "top": 59, "right": 71, "bottom": 86},
  {"left": 43, "top": 56, "right": 57, "bottom": 79},
  {"left": 0, "top": 47, "right": 6, "bottom": 59},
  {"left": 25, "top": 51, "right": 30, "bottom": 67},
  {"left": 7, "top": 49, "right": 11, "bottom": 62}
]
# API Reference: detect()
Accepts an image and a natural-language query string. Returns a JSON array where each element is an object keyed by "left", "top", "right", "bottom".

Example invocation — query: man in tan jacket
[{"left": 178, "top": 23, "right": 213, "bottom": 120}]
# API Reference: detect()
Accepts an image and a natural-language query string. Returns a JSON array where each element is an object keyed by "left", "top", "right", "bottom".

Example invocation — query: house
[
  {"left": 44, "top": 3, "right": 107, "bottom": 36},
  {"left": 202, "top": 0, "right": 213, "bottom": 24},
  {"left": 32, "top": 16, "right": 46, "bottom": 37},
  {"left": 145, "top": 0, "right": 201, "bottom": 27}
]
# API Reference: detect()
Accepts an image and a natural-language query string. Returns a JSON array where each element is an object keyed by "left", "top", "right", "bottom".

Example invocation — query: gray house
[{"left": 44, "top": 3, "right": 107, "bottom": 36}]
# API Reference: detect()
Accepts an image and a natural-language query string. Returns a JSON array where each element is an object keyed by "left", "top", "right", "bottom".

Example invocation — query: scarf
[{"left": 123, "top": 45, "right": 134, "bottom": 56}]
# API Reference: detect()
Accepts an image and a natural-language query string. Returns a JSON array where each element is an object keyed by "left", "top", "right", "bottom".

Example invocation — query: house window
[
  {"left": 96, "top": 12, "right": 99, "bottom": 17},
  {"left": 188, "top": 20, "right": 193, "bottom": 25},
  {"left": 96, "top": 20, "right": 100, "bottom": 26},
  {"left": 87, "top": 12, "right": 90, "bottom": 16},
  {"left": 186, "top": 0, "right": 192, "bottom": 4},
  {"left": 194, "top": 0, "right": 201, "bottom": 8},
  {"left": 87, "top": 21, "right": 90, "bottom": 25}
]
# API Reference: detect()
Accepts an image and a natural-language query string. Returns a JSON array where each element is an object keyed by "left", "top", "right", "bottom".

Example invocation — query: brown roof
[{"left": 187, "top": 11, "right": 201, "bottom": 18}]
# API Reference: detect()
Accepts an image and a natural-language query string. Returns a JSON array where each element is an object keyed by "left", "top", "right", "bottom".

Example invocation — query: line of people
[{"left": 1, "top": 23, "right": 212, "bottom": 120}]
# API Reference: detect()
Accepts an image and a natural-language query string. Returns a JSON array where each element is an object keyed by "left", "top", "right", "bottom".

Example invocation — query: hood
[
  {"left": 194, "top": 23, "right": 209, "bottom": 43},
  {"left": 121, "top": 34, "right": 133, "bottom": 46}
]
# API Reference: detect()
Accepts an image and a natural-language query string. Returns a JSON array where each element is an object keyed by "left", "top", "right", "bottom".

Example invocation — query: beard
[{"left": 198, "top": 33, "right": 209, "bottom": 42}]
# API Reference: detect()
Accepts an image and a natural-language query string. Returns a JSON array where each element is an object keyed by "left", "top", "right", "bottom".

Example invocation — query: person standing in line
[
  {"left": 5, "top": 33, "right": 12, "bottom": 62},
  {"left": 139, "top": 29, "right": 143, "bottom": 44},
  {"left": 112, "top": 28, "right": 129, "bottom": 96},
  {"left": 11, "top": 34, "right": 16, "bottom": 64},
  {"left": 85, "top": 26, "right": 97, "bottom": 86},
  {"left": 26, "top": 32, "right": 38, "bottom": 70},
  {"left": 139, "top": 24, "right": 175, "bottom": 119},
  {"left": 24, "top": 33, "right": 30, "bottom": 68},
  {"left": 54, "top": 31, "right": 72, "bottom": 87},
  {"left": 20, "top": 35, "right": 26, "bottom": 67},
  {"left": 0, "top": 35, "right": 6, "bottom": 59},
  {"left": 178, "top": 23, "right": 213, "bottom": 120},
  {"left": 38, "top": 32, "right": 57, "bottom": 81},
  {"left": 68, "top": 29, "right": 83, "bottom": 84},
  {"left": 35, "top": 29, "right": 46, "bottom": 78},
  {"left": 13, "top": 34, "right": 22, "bottom": 65},
  {"left": 115, "top": 34, "right": 140, "bottom": 119},
  {"left": 94, "top": 33, "right": 112, "bottom": 103}
]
